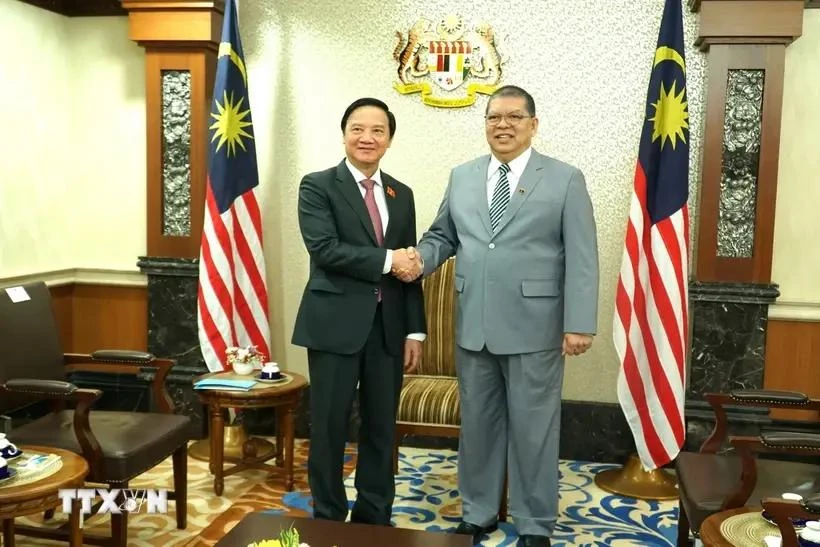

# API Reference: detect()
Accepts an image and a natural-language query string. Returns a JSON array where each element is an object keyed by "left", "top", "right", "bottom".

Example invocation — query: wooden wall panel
[
  {"left": 49, "top": 285, "right": 74, "bottom": 351},
  {"left": 764, "top": 319, "right": 820, "bottom": 421},
  {"left": 71, "top": 285, "right": 148, "bottom": 353},
  {"left": 46, "top": 284, "right": 148, "bottom": 354}
]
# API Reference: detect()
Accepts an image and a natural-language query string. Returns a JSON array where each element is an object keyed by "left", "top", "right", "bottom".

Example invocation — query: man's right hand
[{"left": 391, "top": 247, "right": 422, "bottom": 282}]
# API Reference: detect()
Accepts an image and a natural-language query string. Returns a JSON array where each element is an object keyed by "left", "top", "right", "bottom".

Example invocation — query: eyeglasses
[{"left": 485, "top": 113, "right": 532, "bottom": 126}]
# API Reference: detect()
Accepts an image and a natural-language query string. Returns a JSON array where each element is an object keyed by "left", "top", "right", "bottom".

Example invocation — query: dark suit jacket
[{"left": 291, "top": 160, "right": 426, "bottom": 356}]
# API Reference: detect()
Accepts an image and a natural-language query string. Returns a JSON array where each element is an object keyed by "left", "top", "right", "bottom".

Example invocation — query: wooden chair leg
[
  {"left": 172, "top": 445, "right": 188, "bottom": 529},
  {"left": 498, "top": 471, "right": 509, "bottom": 522},
  {"left": 676, "top": 502, "right": 691, "bottom": 547},
  {"left": 110, "top": 503, "right": 128, "bottom": 547}
]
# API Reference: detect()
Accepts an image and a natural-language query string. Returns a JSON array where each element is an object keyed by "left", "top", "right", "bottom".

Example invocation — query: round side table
[
  {"left": 0, "top": 446, "right": 89, "bottom": 547},
  {"left": 194, "top": 371, "right": 308, "bottom": 495},
  {"left": 700, "top": 506, "right": 780, "bottom": 546}
]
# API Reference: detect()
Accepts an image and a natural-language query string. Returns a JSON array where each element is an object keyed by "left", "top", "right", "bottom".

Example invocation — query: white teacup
[
  {"left": 0, "top": 433, "right": 19, "bottom": 459},
  {"left": 0, "top": 456, "right": 8, "bottom": 480},
  {"left": 260, "top": 362, "right": 282, "bottom": 380}
]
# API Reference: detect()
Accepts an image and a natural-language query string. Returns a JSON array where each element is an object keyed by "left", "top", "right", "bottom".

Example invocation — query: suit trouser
[
  {"left": 307, "top": 305, "right": 403, "bottom": 525},
  {"left": 456, "top": 345, "right": 565, "bottom": 536}
]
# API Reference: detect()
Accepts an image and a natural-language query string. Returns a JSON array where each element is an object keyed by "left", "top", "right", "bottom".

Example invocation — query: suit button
[{"left": 489, "top": 243, "right": 496, "bottom": 249}]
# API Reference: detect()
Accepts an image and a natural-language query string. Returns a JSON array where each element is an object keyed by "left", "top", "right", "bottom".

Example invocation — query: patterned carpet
[{"left": 11, "top": 440, "right": 679, "bottom": 546}]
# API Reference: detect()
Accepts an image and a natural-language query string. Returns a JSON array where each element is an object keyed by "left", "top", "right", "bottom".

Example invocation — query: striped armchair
[
  {"left": 395, "top": 257, "right": 460, "bottom": 442},
  {"left": 393, "top": 257, "right": 508, "bottom": 521}
]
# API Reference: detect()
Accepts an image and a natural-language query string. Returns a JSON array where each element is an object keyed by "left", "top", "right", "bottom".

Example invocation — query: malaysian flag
[
  {"left": 197, "top": 0, "right": 270, "bottom": 372},
  {"left": 613, "top": 0, "right": 690, "bottom": 470}
]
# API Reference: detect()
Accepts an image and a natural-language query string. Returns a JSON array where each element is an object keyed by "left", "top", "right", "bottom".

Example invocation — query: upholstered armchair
[
  {"left": 0, "top": 281, "right": 190, "bottom": 547},
  {"left": 393, "top": 258, "right": 508, "bottom": 521},
  {"left": 394, "top": 257, "right": 460, "bottom": 447},
  {"left": 761, "top": 494, "right": 820, "bottom": 547},
  {"left": 675, "top": 390, "right": 820, "bottom": 546}
]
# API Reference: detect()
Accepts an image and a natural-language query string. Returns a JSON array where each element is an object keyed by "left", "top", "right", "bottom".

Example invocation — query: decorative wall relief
[
  {"left": 392, "top": 15, "right": 503, "bottom": 108},
  {"left": 717, "top": 69, "right": 764, "bottom": 258},
  {"left": 160, "top": 70, "right": 192, "bottom": 237}
]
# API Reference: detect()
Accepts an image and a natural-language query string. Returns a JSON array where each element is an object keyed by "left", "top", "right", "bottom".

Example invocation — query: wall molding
[
  {"left": 0, "top": 268, "right": 147, "bottom": 289},
  {"left": 768, "top": 301, "right": 820, "bottom": 321}
]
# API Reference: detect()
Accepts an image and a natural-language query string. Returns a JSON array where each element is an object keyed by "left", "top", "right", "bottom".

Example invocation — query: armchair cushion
[
  {"left": 676, "top": 451, "right": 820, "bottom": 531},
  {"left": 12, "top": 410, "right": 190, "bottom": 483},
  {"left": 397, "top": 375, "right": 460, "bottom": 426}
]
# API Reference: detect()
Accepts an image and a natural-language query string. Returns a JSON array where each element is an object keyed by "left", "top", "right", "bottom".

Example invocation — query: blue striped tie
[{"left": 489, "top": 163, "right": 511, "bottom": 232}]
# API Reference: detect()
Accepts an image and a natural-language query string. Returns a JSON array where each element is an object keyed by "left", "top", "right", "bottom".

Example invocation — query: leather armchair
[
  {"left": 0, "top": 281, "right": 191, "bottom": 547},
  {"left": 761, "top": 494, "right": 820, "bottom": 547},
  {"left": 392, "top": 258, "right": 508, "bottom": 521},
  {"left": 675, "top": 390, "right": 820, "bottom": 546}
]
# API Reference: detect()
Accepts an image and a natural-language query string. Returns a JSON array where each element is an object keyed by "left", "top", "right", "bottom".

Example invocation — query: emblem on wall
[{"left": 392, "top": 15, "right": 503, "bottom": 108}]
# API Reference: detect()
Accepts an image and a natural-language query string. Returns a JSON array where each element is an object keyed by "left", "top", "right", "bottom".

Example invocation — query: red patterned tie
[{"left": 360, "top": 179, "right": 383, "bottom": 301}]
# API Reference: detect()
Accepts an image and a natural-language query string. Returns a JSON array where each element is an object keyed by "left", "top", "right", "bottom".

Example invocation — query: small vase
[{"left": 232, "top": 361, "right": 255, "bottom": 376}]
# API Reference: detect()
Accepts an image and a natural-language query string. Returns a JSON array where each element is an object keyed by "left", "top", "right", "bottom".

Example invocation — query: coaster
[{"left": 257, "top": 374, "right": 288, "bottom": 384}]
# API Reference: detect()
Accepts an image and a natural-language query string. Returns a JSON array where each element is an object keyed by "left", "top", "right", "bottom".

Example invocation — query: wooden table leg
[
  {"left": 2, "top": 517, "right": 15, "bottom": 546},
  {"left": 275, "top": 406, "right": 284, "bottom": 467},
  {"left": 210, "top": 404, "right": 225, "bottom": 496},
  {"left": 284, "top": 404, "right": 296, "bottom": 491},
  {"left": 69, "top": 497, "right": 83, "bottom": 547}
]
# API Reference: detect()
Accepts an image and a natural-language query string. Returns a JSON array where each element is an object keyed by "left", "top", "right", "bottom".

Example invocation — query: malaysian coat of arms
[{"left": 392, "top": 15, "right": 504, "bottom": 108}]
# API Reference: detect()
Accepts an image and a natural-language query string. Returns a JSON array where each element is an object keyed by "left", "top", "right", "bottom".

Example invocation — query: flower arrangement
[
  {"left": 226, "top": 345, "right": 265, "bottom": 375},
  {"left": 247, "top": 525, "right": 328, "bottom": 547}
]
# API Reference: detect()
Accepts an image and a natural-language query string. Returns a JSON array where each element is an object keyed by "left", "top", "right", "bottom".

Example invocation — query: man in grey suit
[{"left": 396, "top": 86, "right": 598, "bottom": 547}]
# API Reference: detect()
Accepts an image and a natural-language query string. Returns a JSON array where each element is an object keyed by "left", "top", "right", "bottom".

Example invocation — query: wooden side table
[
  {"left": 194, "top": 371, "right": 307, "bottom": 495},
  {"left": 0, "top": 446, "right": 88, "bottom": 547}
]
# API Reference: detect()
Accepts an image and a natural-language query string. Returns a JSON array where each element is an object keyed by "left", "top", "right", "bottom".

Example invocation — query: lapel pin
[{"left": 386, "top": 186, "right": 396, "bottom": 198}]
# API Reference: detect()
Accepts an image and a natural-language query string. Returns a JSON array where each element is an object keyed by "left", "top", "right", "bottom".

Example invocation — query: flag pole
[{"left": 594, "top": 453, "right": 677, "bottom": 500}]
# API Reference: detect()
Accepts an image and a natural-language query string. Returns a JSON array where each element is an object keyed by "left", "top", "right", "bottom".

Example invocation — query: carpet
[
  {"left": 194, "top": 441, "right": 679, "bottom": 546},
  {"left": 10, "top": 440, "right": 679, "bottom": 546}
]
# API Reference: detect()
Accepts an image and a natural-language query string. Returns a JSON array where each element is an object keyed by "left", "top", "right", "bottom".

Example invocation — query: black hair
[
  {"left": 340, "top": 97, "right": 396, "bottom": 137},
  {"left": 486, "top": 85, "right": 536, "bottom": 117}
]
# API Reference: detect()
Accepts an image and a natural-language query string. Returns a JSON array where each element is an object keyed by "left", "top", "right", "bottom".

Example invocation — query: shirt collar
[
  {"left": 345, "top": 158, "right": 383, "bottom": 187},
  {"left": 488, "top": 146, "right": 533, "bottom": 179}
]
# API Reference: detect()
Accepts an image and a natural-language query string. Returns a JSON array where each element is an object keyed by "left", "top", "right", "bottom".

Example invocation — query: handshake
[{"left": 391, "top": 247, "right": 423, "bottom": 282}]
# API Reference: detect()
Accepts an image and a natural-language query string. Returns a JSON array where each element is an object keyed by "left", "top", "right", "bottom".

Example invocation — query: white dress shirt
[
  {"left": 345, "top": 159, "right": 425, "bottom": 342},
  {"left": 487, "top": 146, "right": 533, "bottom": 206}
]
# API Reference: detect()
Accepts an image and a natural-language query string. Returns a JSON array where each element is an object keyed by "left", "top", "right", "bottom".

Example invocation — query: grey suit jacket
[{"left": 417, "top": 149, "right": 598, "bottom": 354}]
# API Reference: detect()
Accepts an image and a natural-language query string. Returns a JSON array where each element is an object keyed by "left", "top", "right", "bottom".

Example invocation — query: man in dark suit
[{"left": 291, "top": 97, "right": 426, "bottom": 526}]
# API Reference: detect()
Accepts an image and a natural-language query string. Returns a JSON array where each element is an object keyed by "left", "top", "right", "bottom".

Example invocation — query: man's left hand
[
  {"left": 403, "top": 339, "right": 423, "bottom": 373},
  {"left": 562, "top": 333, "right": 593, "bottom": 357}
]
